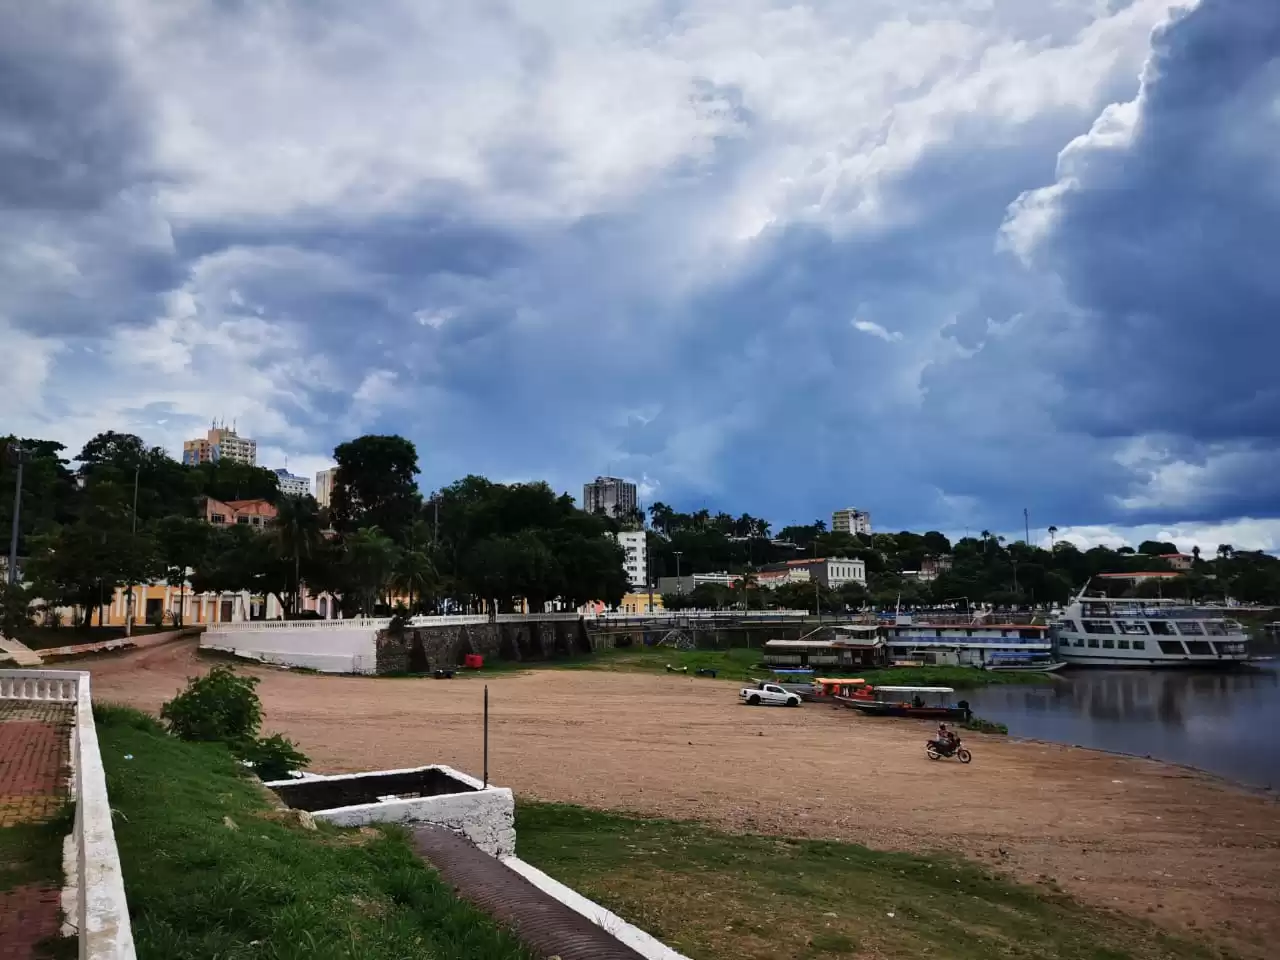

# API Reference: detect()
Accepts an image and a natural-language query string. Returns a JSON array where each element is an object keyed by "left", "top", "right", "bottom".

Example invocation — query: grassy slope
[
  {"left": 516, "top": 803, "right": 1225, "bottom": 960},
  {"left": 95, "top": 706, "right": 532, "bottom": 960},
  {"left": 467, "top": 646, "right": 1049, "bottom": 687}
]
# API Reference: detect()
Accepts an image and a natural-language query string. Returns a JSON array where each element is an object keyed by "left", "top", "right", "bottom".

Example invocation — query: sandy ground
[{"left": 87, "top": 641, "right": 1280, "bottom": 956}]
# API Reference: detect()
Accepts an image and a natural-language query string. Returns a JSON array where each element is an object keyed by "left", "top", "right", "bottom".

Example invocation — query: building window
[
  {"left": 211, "top": 513, "right": 226, "bottom": 524},
  {"left": 236, "top": 516, "right": 249, "bottom": 524}
]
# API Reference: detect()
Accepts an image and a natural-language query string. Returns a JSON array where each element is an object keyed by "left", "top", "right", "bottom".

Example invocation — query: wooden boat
[
  {"left": 982, "top": 660, "right": 1066, "bottom": 673},
  {"left": 835, "top": 685, "right": 971, "bottom": 721}
]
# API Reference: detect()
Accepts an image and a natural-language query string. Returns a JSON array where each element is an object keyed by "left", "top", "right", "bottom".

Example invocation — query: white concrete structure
[
  {"left": 832, "top": 507, "right": 872, "bottom": 536},
  {"left": 272, "top": 468, "right": 311, "bottom": 498},
  {"left": 501, "top": 857, "right": 692, "bottom": 960},
  {"left": 265, "top": 765, "right": 515, "bottom": 857},
  {"left": 0, "top": 670, "right": 135, "bottom": 959},
  {"left": 613, "top": 530, "right": 647, "bottom": 588},
  {"left": 314, "top": 467, "right": 338, "bottom": 507},
  {"left": 201, "top": 620, "right": 382, "bottom": 673}
]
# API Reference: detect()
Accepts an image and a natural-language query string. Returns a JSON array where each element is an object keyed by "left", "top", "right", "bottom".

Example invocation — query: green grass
[
  {"left": 0, "top": 808, "right": 72, "bottom": 893},
  {"left": 515, "top": 802, "right": 1226, "bottom": 960},
  {"left": 857, "top": 666, "right": 1052, "bottom": 688},
  {"left": 95, "top": 704, "right": 534, "bottom": 960}
]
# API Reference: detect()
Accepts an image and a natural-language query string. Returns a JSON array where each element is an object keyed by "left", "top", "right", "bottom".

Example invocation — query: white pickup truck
[{"left": 739, "top": 681, "right": 801, "bottom": 707}]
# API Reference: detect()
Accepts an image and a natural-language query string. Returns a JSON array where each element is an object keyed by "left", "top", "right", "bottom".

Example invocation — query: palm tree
[
  {"left": 1047, "top": 525, "right": 1058, "bottom": 551},
  {"left": 1192, "top": 545, "right": 1201, "bottom": 564},
  {"left": 980, "top": 530, "right": 992, "bottom": 553},
  {"left": 394, "top": 547, "right": 437, "bottom": 613},
  {"left": 345, "top": 526, "right": 400, "bottom": 616},
  {"left": 271, "top": 496, "right": 323, "bottom": 616}
]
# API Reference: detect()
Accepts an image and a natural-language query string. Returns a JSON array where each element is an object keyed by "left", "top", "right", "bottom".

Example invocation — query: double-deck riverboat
[{"left": 1053, "top": 592, "right": 1249, "bottom": 667}]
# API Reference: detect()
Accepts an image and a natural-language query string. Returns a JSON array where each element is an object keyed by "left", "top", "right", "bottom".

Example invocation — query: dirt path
[{"left": 87, "top": 642, "right": 1280, "bottom": 956}]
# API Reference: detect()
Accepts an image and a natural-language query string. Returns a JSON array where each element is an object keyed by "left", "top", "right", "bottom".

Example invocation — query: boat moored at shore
[{"left": 1053, "top": 591, "right": 1250, "bottom": 667}]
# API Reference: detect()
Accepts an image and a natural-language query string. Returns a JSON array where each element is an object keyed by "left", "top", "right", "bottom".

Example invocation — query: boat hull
[
  {"left": 1057, "top": 654, "right": 1251, "bottom": 668},
  {"left": 836, "top": 697, "right": 971, "bottom": 721},
  {"left": 984, "top": 661, "right": 1066, "bottom": 673}
]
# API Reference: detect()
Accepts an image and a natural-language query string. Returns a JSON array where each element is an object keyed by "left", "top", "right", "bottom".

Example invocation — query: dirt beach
[{"left": 87, "top": 641, "right": 1280, "bottom": 955}]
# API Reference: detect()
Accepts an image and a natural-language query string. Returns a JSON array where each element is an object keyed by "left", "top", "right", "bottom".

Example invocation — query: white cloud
[{"left": 852, "top": 318, "right": 904, "bottom": 342}]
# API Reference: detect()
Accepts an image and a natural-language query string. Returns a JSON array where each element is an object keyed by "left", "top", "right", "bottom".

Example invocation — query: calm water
[{"left": 963, "top": 663, "right": 1280, "bottom": 789}]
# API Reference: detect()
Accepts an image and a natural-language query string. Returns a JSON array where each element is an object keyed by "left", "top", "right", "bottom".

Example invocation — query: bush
[
  {"left": 159, "top": 666, "right": 309, "bottom": 778},
  {"left": 239, "top": 733, "right": 310, "bottom": 781},
  {"left": 963, "top": 715, "right": 1009, "bottom": 735},
  {"left": 161, "top": 665, "right": 263, "bottom": 743}
]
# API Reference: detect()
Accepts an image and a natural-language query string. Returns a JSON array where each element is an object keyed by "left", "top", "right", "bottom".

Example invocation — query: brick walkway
[{"left": 0, "top": 701, "right": 74, "bottom": 959}]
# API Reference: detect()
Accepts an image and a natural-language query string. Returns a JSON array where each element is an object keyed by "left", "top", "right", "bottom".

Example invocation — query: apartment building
[
  {"left": 583, "top": 476, "right": 637, "bottom": 519},
  {"left": 273, "top": 468, "right": 311, "bottom": 498},
  {"left": 831, "top": 508, "right": 871, "bottom": 536},
  {"left": 182, "top": 421, "right": 257, "bottom": 466},
  {"left": 613, "top": 530, "right": 648, "bottom": 589},
  {"left": 315, "top": 467, "right": 338, "bottom": 507}
]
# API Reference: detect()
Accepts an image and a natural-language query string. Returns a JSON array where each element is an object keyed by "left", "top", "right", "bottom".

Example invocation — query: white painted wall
[
  {"left": 201, "top": 625, "right": 379, "bottom": 674},
  {"left": 265, "top": 765, "right": 515, "bottom": 857}
]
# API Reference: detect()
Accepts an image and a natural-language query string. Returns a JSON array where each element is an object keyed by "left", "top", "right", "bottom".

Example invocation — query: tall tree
[
  {"left": 344, "top": 526, "right": 401, "bottom": 615},
  {"left": 270, "top": 496, "right": 324, "bottom": 616},
  {"left": 154, "top": 516, "right": 211, "bottom": 626},
  {"left": 330, "top": 435, "right": 421, "bottom": 540}
]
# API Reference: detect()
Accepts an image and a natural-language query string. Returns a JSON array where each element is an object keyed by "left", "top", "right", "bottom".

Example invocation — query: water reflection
[{"left": 964, "top": 665, "right": 1280, "bottom": 788}]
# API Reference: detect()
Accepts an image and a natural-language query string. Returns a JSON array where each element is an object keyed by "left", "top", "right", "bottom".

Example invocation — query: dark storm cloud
[
  {"left": 1007, "top": 0, "right": 1280, "bottom": 521},
  {"left": 0, "top": 1, "right": 150, "bottom": 210}
]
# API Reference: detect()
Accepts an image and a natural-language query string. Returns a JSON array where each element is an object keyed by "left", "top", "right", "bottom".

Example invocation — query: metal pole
[
  {"left": 646, "top": 542, "right": 654, "bottom": 613},
  {"left": 674, "top": 552, "right": 683, "bottom": 596},
  {"left": 7, "top": 453, "right": 24, "bottom": 586},
  {"left": 1023, "top": 508, "right": 1030, "bottom": 545},
  {"left": 483, "top": 684, "right": 489, "bottom": 789},
  {"left": 813, "top": 542, "right": 821, "bottom": 623}
]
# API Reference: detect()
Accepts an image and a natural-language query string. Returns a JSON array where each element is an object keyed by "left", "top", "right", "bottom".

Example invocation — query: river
[{"left": 962, "top": 663, "right": 1280, "bottom": 790}]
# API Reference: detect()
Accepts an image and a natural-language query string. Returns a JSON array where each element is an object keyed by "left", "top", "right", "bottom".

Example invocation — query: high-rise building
[
  {"left": 583, "top": 476, "right": 637, "bottom": 519},
  {"left": 613, "top": 530, "right": 648, "bottom": 589},
  {"left": 315, "top": 467, "right": 338, "bottom": 508},
  {"left": 182, "top": 421, "right": 257, "bottom": 466},
  {"left": 831, "top": 508, "right": 871, "bottom": 537},
  {"left": 273, "top": 468, "right": 311, "bottom": 498}
]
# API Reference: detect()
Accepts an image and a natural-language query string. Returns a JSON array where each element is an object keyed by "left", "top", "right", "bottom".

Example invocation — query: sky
[{"left": 3, "top": 0, "right": 1278, "bottom": 553}]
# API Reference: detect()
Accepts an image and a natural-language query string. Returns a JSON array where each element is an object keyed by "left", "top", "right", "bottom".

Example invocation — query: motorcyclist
[{"left": 935, "top": 723, "right": 957, "bottom": 753}]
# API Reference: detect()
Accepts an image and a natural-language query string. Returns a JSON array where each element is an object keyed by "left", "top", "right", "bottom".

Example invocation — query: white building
[
  {"left": 801, "top": 557, "right": 867, "bottom": 588},
  {"left": 583, "top": 476, "right": 637, "bottom": 519},
  {"left": 315, "top": 467, "right": 338, "bottom": 507},
  {"left": 832, "top": 508, "right": 871, "bottom": 536},
  {"left": 273, "top": 468, "right": 311, "bottom": 498},
  {"left": 614, "top": 530, "right": 648, "bottom": 589}
]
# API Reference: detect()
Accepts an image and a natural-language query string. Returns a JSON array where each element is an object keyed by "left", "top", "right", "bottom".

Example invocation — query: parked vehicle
[
  {"left": 739, "top": 681, "right": 801, "bottom": 707},
  {"left": 926, "top": 737, "right": 972, "bottom": 763}
]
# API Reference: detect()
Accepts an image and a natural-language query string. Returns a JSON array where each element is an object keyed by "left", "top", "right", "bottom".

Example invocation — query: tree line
[{"left": 1, "top": 432, "right": 629, "bottom": 626}]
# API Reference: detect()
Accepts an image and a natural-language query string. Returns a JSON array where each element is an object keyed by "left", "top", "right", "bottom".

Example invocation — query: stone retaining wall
[{"left": 374, "top": 619, "right": 595, "bottom": 674}]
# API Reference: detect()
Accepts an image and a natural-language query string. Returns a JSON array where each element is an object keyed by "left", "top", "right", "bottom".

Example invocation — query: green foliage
[
  {"left": 331, "top": 434, "right": 422, "bottom": 537},
  {"left": 96, "top": 710, "right": 531, "bottom": 960},
  {"left": 963, "top": 715, "right": 1010, "bottom": 734},
  {"left": 160, "top": 666, "right": 263, "bottom": 744},
  {"left": 0, "top": 582, "right": 33, "bottom": 638},
  {"left": 238, "top": 733, "right": 310, "bottom": 781},
  {"left": 159, "top": 666, "right": 309, "bottom": 778}
]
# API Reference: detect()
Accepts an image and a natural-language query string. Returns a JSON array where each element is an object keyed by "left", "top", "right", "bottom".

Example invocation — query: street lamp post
[
  {"left": 125, "top": 464, "right": 140, "bottom": 637},
  {"left": 674, "top": 551, "right": 683, "bottom": 598},
  {"left": 6, "top": 445, "right": 30, "bottom": 586}
]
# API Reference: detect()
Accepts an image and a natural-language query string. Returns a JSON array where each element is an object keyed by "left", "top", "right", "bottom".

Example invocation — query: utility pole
[
  {"left": 7, "top": 445, "right": 28, "bottom": 586},
  {"left": 646, "top": 539, "right": 654, "bottom": 613},
  {"left": 126, "top": 463, "right": 140, "bottom": 637},
  {"left": 1023, "top": 507, "right": 1030, "bottom": 545},
  {"left": 813, "top": 541, "right": 821, "bottom": 623},
  {"left": 674, "top": 551, "right": 683, "bottom": 597}
]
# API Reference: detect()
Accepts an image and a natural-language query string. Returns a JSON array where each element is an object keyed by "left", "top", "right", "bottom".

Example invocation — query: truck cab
[{"left": 739, "top": 682, "right": 801, "bottom": 707}]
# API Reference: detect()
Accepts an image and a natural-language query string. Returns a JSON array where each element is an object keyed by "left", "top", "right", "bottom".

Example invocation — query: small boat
[
  {"left": 836, "top": 685, "right": 971, "bottom": 721},
  {"left": 982, "top": 658, "right": 1066, "bottom": 673}
]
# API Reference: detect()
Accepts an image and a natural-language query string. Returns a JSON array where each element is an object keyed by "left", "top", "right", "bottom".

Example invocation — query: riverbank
[{"left": 84, "top": 640, "right": 1280, "bottom": 958}]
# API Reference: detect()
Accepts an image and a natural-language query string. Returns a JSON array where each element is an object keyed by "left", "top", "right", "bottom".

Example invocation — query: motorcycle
[{"left": 926, "top": 737, "right": 972, "bottom": 763}]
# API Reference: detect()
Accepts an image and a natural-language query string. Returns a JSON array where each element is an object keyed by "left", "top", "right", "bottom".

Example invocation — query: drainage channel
[{"left": 412, "top": 825, "right": 647, "bottom": 960}]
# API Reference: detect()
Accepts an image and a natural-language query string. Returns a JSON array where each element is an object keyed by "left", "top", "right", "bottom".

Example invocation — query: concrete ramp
[
  {"left": 412, "top": 825, "right": 649, "bottom": 960},
  {"left": 0, "top": 637, "right": 43, "bottom": 666}
]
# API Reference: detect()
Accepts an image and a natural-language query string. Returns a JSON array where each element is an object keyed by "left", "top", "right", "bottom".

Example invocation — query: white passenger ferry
[{"left": 1054, "top": 592, "right": 1249, "bottom": 667}]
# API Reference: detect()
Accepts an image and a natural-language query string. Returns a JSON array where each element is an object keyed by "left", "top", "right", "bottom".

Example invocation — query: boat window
[
  {"left": 1058, "top": 620, "right": 1078, "bottom": 632},
  {"left": 1175, "top": 621, "right": 1205, "bottom": 636},
  {"left": 1081, "top": 620, "right": 1115, "bottom": 634},
  {"left": 1084, "top": 603, "right": 1110, "bottom": 617},
  {"left": 1019, "top": 629, "right": 1041, "bottom": 640},
  {"left": 1102, "top": 637, "right": 1115, "bottom": 649},
  {"left": 1088, "top": 638, "right": 1099, "bottom": 648},
  {"left": 1184, "top": 641, "right": 1212, "bottom": 656},
  {"left": 1118, "top": 621, "right": 1150, "bottom": 635},
  {"left": 1149, "top": 621, "right": 1176, "bottom": 635},
  {"left": 1074, "top": 638, "right": 1085, "bottom": 647},
  {"left": 1157, "top": 640, "right": 1186, "bottom": 656},
  {"left": 1117, "top": 639, "right": 1130, "bottom": 649},
  {"left": 1132, "top": 640, "right": 1145, "bottom": 650},
  {"left": 1205, "top": 621, "right": 1227, "bottom": 636}
]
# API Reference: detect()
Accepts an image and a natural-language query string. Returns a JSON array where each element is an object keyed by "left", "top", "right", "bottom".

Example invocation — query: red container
[{"left": 464, "top": 654, "right": 484, "bottom": 670}]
